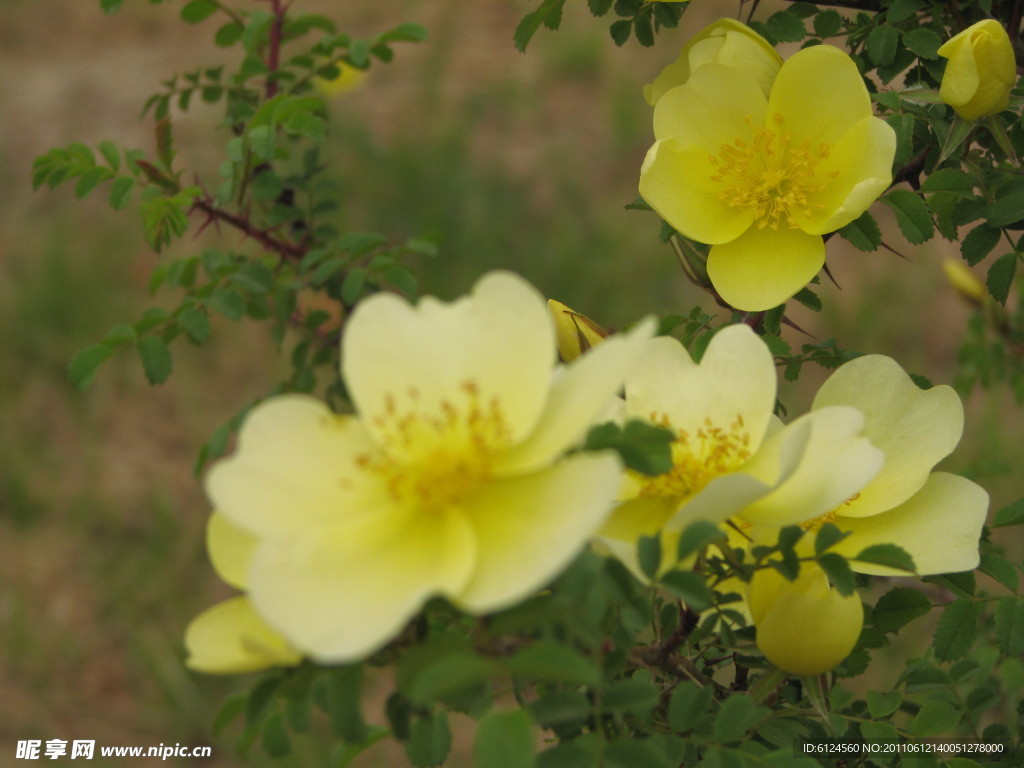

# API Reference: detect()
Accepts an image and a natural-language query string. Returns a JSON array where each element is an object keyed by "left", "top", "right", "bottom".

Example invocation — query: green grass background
[{"left": 0, "top": 1, "right": 1020, "bottom": 766}]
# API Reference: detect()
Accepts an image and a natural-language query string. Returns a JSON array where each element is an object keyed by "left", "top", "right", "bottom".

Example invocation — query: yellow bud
[
  {"left": 747, "top": 564, "right": 863, "bottom": 676},
  {"left": 315, "top": 61, "right": 367, "bottom": 98},
  {"left": 644, "top": 18, "right": 782, "bottom": 106},
  {"left": 942, "top": 258, "right": 985, "bottom": 307},
  {"left": 548, "top": 299, "right": 608, "bottom": 362},
  {"left": 938, "top": 20, "right": 1017, "bottom": 121}
]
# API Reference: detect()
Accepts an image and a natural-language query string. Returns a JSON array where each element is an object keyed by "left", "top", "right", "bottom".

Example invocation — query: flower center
[
  {"left": 358, "top": 380, "right": 511, "bottom": 513},
  {"left": 636, "top": 413, "right": 752, "bottom": 502},
  {"left": 709, "top": 113, "right": 835, "bottom": 229},
  {"left": 799, "top": 492, "right": 861, "bottom": 532}
]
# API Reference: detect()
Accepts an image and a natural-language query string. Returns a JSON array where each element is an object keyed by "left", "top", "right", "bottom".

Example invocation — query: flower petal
[
  {"left": 207, "top": 512, "right": 258, "bottom": 589},
  {"left": 833, "top": 472, "right": 988, "bottom": 576},
  {"left": 248, "top": 508, "right": 476, "bottom": 662},
  {"left": 625, "top": 327, "right": 776, "bottom": 456},
  {"left": 457, "top": 452, "right": 623, "bottom": 612},
  {"left": 185, "top": 597, "right": 302, "bottom": 675},
  {"left": 707, "top": 226, "right": 825, "bottom": 311},
  {"left": 343, "top": 271, "right": 555, "bottom": 447},
  {"left": 654, "top": 63, "right": 767, "bottom": 149},
  {"left": 639, "top": 138, "right": 755, "bottom": 244},
  {"left": 739, "top": 405, "right": 883, "bottom": 527},
  {"left": 206, "top": 396, "right": 384, "bottom": 538},
  {"left": 813, "top": 355, "right": 964, "bottom": 517},
  {"left": 768, "top": 45, "right": 872, "bottom": 148},
  {"left": 794, "top": 116, "right": 895, "bottom": 234},
  {"left": 497, "top": 318, "right": 656, "bottom": 474}
]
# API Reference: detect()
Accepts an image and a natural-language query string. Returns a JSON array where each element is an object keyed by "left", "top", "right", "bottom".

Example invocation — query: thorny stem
[
  {"left": 193, "top": 197, "right": 305, "bottom": 261},
  {"left": 265, "top": 0, "right": 286, "bottom": 100}
]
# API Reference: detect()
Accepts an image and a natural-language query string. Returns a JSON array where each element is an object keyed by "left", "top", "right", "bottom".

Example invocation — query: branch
[
  {"left": 265, "top": 0, "right": 285, "bottom": 100},
  {"left": 193, "top": 198, "right": 305, "bottom": 261},
  {"left": 774, "top": 0, "right": 883, "bottom": 10}
]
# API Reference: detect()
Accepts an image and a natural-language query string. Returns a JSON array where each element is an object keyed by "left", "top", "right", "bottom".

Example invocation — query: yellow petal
[
  {"left": 457, "top": 452, "right": 623, "bottom": 612},
  {"left": 813, "top": 355, "right": 964, "bottom": 517},
  {"left": 707, "top": 226, "right": 825, "bottom": 311},
  {"left": 185, "top": 597, "right": 302, "bottom": 675},
  {"left": 206, "top": 396, "right": 383, "bottom": 538},
  {"left": 498, "top": 317, "right": 656, "bottom": 474},
  {"left": 768, "top": 45, "right": 872, "bottom": 148},
  {"left": 248, "top": 507, "right": 477, "bottom": 662},
  {"left": 343, "top": 271, "right": 556, "bottom": 447},
  {"left": 748, "top": 565, "right": 863, "bottom": 676},
  {"left": 739, "top": 405, "right": 883, "bottom": 527},
  {"left": 833, "top": 473, "right": 988, "bottom": 576},
  {"left": 207, "top": 512, "right": 258, "bottom": 590},
  {"left": 794, "top": 116, "right": 895, "bottom": 234},
  {"left": 639, "top": 138, "right": 755, "bottom": 244},
  {"left": 653, "top": 62, "right": 767, "bottom": 149},
  {"left": 624, "top": 327, "right": 776, "bottom": 456}
]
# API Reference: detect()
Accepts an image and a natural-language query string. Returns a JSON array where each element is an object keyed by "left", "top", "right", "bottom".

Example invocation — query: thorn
[
  {"left": 822, "top": 263, "right": 841, "bottom": 290},
  {"left": 781, "top": 315, "right": 815, "bottom": 338},
  {"left": 880, "top": 240, "right": 909, "bottom": 260}
]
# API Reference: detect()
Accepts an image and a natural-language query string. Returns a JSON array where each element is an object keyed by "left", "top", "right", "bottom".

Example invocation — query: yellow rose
[
  {"left": 938, "top": 19, "right": 1017, "bottom": 121},
  {"left": 644, "top": 19, "right": 782, "bottom": 106}
]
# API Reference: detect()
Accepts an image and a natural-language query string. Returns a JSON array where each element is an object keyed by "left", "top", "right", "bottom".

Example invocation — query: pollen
[
  {"left": 709, "top": 113, "right": 835, "bottom": 229},
  {"left": 357, "top": 380, "right": 511, "bottom": 513},
  {"left": 637, "top": 413, "right": 752, "bottom": 501}
]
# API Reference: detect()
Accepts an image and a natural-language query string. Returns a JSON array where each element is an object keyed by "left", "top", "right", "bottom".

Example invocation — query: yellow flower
[
  {"left": 644, "top": 19, "right": 782, "bottom": 106},
  {"left": 185, "top": 515, "right": 301, "bottom": 674},
  {"left": 197, "top": 272, "right": 655, "bottom": 663},
  {"left": 938, "top": 20, "right": 1017, "bottom": 121},
  {"left": 639, "top": 45, "right": 896, "bottom": 310},
  {"left": 943, "top": 258, "right": 986, "bottom": 306},
  {"left": 548, "top": 299, "right": 608, "bottom": 362},
  {"left": 315, "top": 61, "right": 367, "bottom": 97},
  {"left": 599, "top": 325, "right": 883, "bottom": 575},
  {"left": 736, "top": 355, "right": 988, "bottom": 576},
  {"left": 747, "top": 564, "right": 863, "bottom": 676}
]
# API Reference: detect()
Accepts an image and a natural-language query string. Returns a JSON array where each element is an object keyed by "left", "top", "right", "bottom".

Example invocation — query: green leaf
[
  {"left": 866, "top": 690, "right": 902, "bottom": 719},
  {"left": 979, "top": 553, "right": 1019, "bottom": 591},
  {"left": 341, "top": 268, "right": 367, "bottom": 305},
  {"left": 939, "top": 116, "right": 974, "bottom": 163},
  {"left": 994, "top": 596, "right": 1024, "bottom": 656},
  {"left": 505, "top": 642, "right": 601, "bottom": 686},
  {"left": 855, "top": 543, "right": 915, "bottom": 573},
  {"left": 136, "top": 335, "right": 172, "bottom": 385},
  {"left": 882, "top": 190, "right": 934, "bottom": 244},
  {"left": 74, "top": 166, "right": 114, "bottom": 198},
  {"left": 765, "top": 10, "right": 805, "bottom": 42},
  {"left": 405, "top": 711, "right": 451, "bottom": 768},
  {"left": 178, "top": 307, "right": 211, "bottom": 342},
  {"left": 610, "top": 19, "right": 632, "bottom": 46},
  {"left": 873, "top": 587, "right": 931, "bottom": 632},
  {"left": 529, "top": 691, "right": 591, "bottom": 728},
  {"left": 405, "top": 652, "right": 493, "bottom": 706},
  {"left": 98, "top": 140, "right": 121, "bottom": 171},
  {"left": 108, "top": 176, "right": 135, "bottom": 210},
  {"left": 887, "top": 0, "right": 924, "bottom": 23},
  {"left": 818, "top": 553, "right": 856, "bottom": 596},
  {"left": 866, "top": 25, "right": 899, "bottom": 66},
  {"left": 68, "top": 344, "right": 115, "bottom": 389},
  {"left": 602, "top": 678, "right": 660, "bottom": 716},
  {"left": 837, "top": 211, "right": 882, "bottom": 251},
  {"left": 933, "top": 600, "right": 980, "bottom": 662},
  {"left": 661, "top": 570, "right": 713, "bottom": 611},
  {"left": 984, "top": 193, "right": 1024, "bottom": 228},
  {"left": 986, "top": 252, "right": 1017, "bottom": 305},
  {"left": 960, "top": 225, "right": 1001, "bottom": 266},
  {"left": 668, "top": 681, "right": 713, "bottom": 733},
  {"left": 992, "top": 497, "right": 1024, "bottom": 527},
  {"left": 181, "top": 0, "right": 218, "bottom": 23},
  {"left": 583, "top": 420, "right": 674, "bottom": 475},
  {"left": 326, "top": 666, "right": 367, "bottom": 742},
  {"left": 814, "top": 522, "right": 849, "bottom": 555},
  {"left": 921, "top": 168, "right": 975, "bottom": 194},
  {"left": 628, "top": 521, "right": 663, "bottom": 574},
  {"left": 903, "top": 27, "right": 942, "bottom": 59},
  {"left": 474, "top": 710, "right": 534, "bottom": 768},
  {"left": 261, "top": 710, "right": 290, "bottom": 758},
  {"left": 215, "top": 20, "right": 244, "bottom": 46},
  {"left": 604, "top": 740, "right": 672, "bottom": 768},
  {"left": 676, "top": 520, "right": 726, "bottom": 562},
  {"left": 908, "top": 700, "right": 960, "bottom": 736},
  {"left": 207, "top": 288, "right": 246, "bottom": 321},
  {"left": 713, "top": 695, "right": 769, "bottom": 744},
  {"left": 813, "top": 9, "right": 842, "bottom": 37}
]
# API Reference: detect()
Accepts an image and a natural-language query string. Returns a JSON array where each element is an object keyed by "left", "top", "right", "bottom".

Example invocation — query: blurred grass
[{"left": 0, "top": 1, "right": 1021, "bottom": 767}]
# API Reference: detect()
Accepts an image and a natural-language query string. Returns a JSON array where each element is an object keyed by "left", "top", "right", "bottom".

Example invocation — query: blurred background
[{"left": 1, "top": 0, "right": 1020, "bottom": 765}]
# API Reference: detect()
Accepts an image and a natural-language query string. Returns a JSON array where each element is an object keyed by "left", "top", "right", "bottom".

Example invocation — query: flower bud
[
  {"left": 315, "top": 61, "right": 367, "bottom": 97},
  {"left": 747, "top": 564, "right": 863, "bottom": 676},
  {"left": 942, "top": 258, "right": 985, "bottom": 307},
  {"left": 938, "top": 20, "right": 1017, "bottom": 121},
  {"left": 644, "top": 19, "right": 782, "bottom": 106},
  {"left": 548, "top": 299, "right": 608, "bottom": 362}
]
